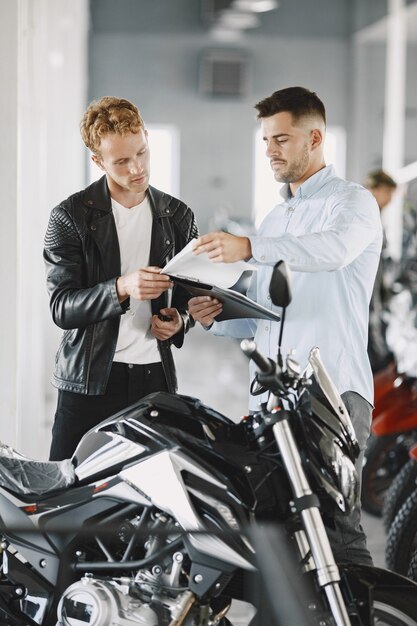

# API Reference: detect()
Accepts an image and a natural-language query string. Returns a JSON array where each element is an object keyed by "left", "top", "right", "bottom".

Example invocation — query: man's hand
[
  {"left": 192, "top": 231, "right": 252, "bottom": 263},
  {"left": 151, "top": 308, "right": 183, "bottom": 340},
  {"left": 117, "top": 267, "right": 172, "bottom": 302},
  {"left": 188, "top": 296, "right": 223, "bottom": 326}
]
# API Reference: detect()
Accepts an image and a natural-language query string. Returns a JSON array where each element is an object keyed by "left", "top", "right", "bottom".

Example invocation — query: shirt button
[
  {"left": 128, "top": 363, "right": 134, "bottom": 369},
  {"left": 165, "top": 208, "right": 170, "bottom": 213},
  {"left": 91, "top": 225, "right": 97, "bottom": 231},
  {"left": 166, "top": 239, "right": 171, "bottom": 245},
  {"left": 267, "top": 295, "right": 271, "bottom": 300},
  {"left": 265, "top": 326, "right": 269, "bottom": 331},
  {"left": 260, "top": 255, "right": 265, "bottom": 261}
]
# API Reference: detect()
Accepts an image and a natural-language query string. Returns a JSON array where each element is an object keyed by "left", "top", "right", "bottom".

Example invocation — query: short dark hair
[
  {"left": 255, "top": 86, "right": 326, "bottom": 125},
  {"left": 364, "top": 169, "right": 397, "bottom": 189}
]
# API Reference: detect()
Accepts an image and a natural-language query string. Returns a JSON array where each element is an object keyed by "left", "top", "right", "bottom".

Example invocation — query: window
[{"left": 252, "top": 126, "right": 346, "bottom": 227}]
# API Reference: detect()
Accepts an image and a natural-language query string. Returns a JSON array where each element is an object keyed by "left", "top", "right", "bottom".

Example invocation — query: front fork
[{"left": 272, "top": 414, "right": 352, "bottom": 626}]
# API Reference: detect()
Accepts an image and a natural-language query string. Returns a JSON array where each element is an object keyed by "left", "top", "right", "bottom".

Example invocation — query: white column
[
  {"left": 382, "top": 0, "right": 406, "bottom": 172},
  {"left": 382, "top": 0, "right": 407, "bottom": 259},
  {"left": 0, "top": 0, "right": 19, "bottom": 446},
  {"left": 14, "top": 0, "right": 88, "bottom": 458}
]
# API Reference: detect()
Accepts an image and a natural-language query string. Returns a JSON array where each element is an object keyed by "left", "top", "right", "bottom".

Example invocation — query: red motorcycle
[
  {"left": 373, "top": 361, "right": 405, "bottom": 416},
  {"left": 361, "top": 364, "right": 417, "bottom": 517}
]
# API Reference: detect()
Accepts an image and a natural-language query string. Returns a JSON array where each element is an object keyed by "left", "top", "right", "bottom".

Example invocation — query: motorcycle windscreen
[
  {"left": 300, "top": 410, "right": 359, "bottom": 513},
  {"left": 307, "top": 347, "right": 359, "bottom": 458}
]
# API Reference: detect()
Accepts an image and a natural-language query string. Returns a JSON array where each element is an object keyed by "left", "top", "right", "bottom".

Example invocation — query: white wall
[
  {"left": 0, "top": 0, "right": 88, "bottom": 458},
  {"left": 0, "top": 0, "right": 19, "bottom": 447}
]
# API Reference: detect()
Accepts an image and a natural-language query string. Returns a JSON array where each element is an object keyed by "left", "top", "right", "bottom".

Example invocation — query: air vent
[{"left": 199, "top": 49, "right": 250, "bottom": 97}]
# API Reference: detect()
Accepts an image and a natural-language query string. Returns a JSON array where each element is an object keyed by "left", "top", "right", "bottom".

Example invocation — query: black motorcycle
[{"left": 1, "top": 262, "right": 417, "bottom": 626}]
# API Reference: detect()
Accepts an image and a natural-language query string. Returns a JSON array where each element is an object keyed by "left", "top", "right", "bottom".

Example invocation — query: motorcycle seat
[{"left": 0, "top": 442, "right": 75, "bottom": 497}]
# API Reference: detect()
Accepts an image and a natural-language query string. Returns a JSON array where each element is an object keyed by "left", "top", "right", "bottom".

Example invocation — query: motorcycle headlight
[
  {"left": 304, "top": 414, "right": 359, "bottom": 514},
  {"left": 330, "top": 442, "right": 359, "bottom": 513}
]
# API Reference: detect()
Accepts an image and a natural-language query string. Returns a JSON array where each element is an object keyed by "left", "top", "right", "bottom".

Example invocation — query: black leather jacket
[{"left": 44, "top": 176, "right": 199, "bottom": 395}]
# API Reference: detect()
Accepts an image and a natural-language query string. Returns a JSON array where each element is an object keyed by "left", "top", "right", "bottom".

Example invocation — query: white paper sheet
[{"left": 161, "top": 239, "right": 255, "bottom": 289}]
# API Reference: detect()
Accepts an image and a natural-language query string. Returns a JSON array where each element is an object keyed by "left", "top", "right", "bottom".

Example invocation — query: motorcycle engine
[{"left": 56, "top": 575, "right": 158, "bottom": 626}]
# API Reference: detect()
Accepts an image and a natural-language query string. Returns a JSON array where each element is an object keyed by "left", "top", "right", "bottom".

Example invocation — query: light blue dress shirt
[{"left": 211, "top": 165, "right": 383, "bottom": 411}]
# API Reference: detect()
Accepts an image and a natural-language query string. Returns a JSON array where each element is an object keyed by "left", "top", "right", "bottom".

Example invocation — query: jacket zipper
[{"left": 85, "top": 324, "right": 96, "bottom": 394}]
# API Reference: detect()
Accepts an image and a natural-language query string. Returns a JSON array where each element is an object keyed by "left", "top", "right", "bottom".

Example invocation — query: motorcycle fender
[
  {"left": 372, "top": 404, "right": 417, "bottom": 436},
  {"left": 341, "top": 563, "right": 417, "bottom": 589},
  {"left": 340, "top": 563, "right": 417, "bottom": 623}
]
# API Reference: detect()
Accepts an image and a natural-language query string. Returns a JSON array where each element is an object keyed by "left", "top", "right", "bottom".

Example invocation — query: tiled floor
[{"left": 175, "top": 324, "right": 387, "bottom": 624}]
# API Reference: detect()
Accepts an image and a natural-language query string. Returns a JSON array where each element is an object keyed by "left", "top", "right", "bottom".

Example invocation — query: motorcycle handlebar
[{"left": 240, "top": 339, "right": 276, "bottom": 374}]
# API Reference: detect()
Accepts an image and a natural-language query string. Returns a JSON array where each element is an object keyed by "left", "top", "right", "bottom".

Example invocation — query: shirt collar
[{"left": 280, "top": 164, "right": 336, "bottom": 202}]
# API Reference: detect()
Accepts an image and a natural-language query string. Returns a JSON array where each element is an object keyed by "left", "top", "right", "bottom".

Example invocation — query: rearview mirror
[{"left": 269, "top": 261, "right": 292, "bottom": 308}]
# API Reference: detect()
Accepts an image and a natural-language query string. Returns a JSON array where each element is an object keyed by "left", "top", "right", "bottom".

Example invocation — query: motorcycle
[
  {"left": 385, "top": 442, "right": 417, "bottom": 577},
  {"left": 383, "top": 442, "right": 417, "bottom": 532},
  {"left": 1, "top": 262, "right": 417, "bottom": 626},
  {"left": 361, "top": 289, "right": 417, "bottom": 518},
  {"left": 361, "top": 376, "right": 417, "bottom": 517},
  {"left": 406, "top": 541, "right": 417, "bottom": 583},
  {"left": 385, "top": 480, "right": 417, "bottom": 578}
]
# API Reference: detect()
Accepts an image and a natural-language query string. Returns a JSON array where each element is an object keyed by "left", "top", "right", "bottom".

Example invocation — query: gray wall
[
  {"left": 88, "top": 1, "right": 417, "bottom": 233},
  {"left": 89, "top": 32, "right": 348, "bottom": 232},
  {"left": 350, "top": 38, "right": 417, "bottom": 180}
]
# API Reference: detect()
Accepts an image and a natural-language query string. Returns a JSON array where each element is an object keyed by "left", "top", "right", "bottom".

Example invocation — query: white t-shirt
[{"left": 112, "top": 196, "right": 161, "bottom": 365}]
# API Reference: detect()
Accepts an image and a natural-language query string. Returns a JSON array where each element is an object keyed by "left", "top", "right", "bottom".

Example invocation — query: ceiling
[{"left": 90, "top": 0, "right": 392, "bottom": 39}]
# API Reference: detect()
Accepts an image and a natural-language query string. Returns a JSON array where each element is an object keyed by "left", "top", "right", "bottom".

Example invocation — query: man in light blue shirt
[{"left": 189, "top": 86, "right": 382, "bottom": 566}]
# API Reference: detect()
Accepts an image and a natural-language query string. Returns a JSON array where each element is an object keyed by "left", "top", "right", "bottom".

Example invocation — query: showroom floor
[{"left": 175, "top": 324, "right": 386, "bottom": 624}]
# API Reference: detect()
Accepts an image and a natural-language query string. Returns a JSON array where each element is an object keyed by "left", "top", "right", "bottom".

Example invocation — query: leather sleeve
[{"left": 44, "top": 207, "right": 127, "bottom": 330}]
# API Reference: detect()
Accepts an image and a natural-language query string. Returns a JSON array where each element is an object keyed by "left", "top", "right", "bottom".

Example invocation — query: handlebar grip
[{"left": 240, "top": 339, "right": 275, "bottom": 374}]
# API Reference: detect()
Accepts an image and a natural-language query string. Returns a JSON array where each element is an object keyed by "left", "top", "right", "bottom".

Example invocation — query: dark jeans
[
  {"left": 325, "top": 391, "right": 374, "bottom": 566},
  {"left": 49, "top": 361, "right": 168, "bottom": 461}
]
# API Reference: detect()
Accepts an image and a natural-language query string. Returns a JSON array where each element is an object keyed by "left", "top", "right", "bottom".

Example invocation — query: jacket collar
[
  {"left": 148, "top": 185, "right": 175, "bottom": 219},
  {"left": 82, "top": 175, "right": 112, "bottom": 212},
  {"left": 81, "top": 175, "right": 174, "bottom": 278},
  {"left": 81, "top": 175, "right": 172, "bottom": 219}
]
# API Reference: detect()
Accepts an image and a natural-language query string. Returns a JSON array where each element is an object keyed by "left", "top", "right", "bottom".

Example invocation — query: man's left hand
[
  {"left": 192, "top": 231, "right": 252, "bottom": 263},
  {"left": 151, "top": 308, "right": 183, "bottom": 340}
]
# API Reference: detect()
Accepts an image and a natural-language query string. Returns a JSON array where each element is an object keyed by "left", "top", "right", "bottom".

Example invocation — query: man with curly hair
[{"left": 44, "top": 97, "right": 198, "bottom": 461}]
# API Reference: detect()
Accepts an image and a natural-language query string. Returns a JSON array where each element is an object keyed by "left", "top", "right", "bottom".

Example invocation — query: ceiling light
[{"left": 233, "top": 0, "right": 279, "bottom": 12}]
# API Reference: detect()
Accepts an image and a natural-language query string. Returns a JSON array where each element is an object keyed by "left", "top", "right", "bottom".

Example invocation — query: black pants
[{"left": 49, "top": 361, "right": 168, "bottom": 461}]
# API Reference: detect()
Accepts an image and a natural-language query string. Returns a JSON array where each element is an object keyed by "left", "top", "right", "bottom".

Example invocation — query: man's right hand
[
  {"left": 117, "top": 267, "right": 172, "bottom": 302},
  {"left": 188, "top": 296, "right": 223, "bottom": 326}
]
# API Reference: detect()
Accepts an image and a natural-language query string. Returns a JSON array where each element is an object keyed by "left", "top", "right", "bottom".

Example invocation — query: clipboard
[{"left": 167, "top": 274, "right": 281, "bottom": 323}]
